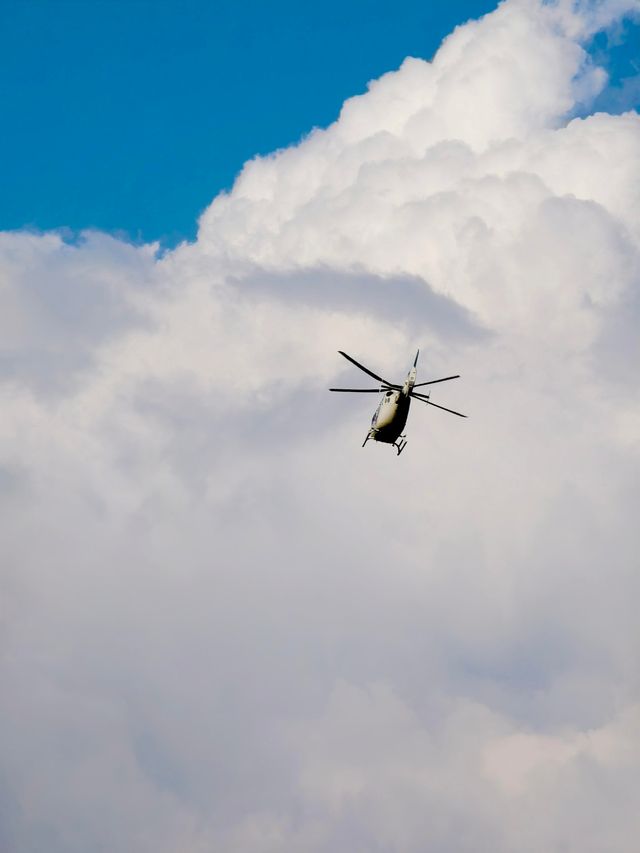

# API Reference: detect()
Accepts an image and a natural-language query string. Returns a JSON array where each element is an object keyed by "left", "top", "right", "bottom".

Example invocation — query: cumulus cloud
[
  {"left": 1, "top": 1, "right": 640, "bottom": 851},
  {"left": 0, "top": 230, "right": 155, "bottom": 394}
]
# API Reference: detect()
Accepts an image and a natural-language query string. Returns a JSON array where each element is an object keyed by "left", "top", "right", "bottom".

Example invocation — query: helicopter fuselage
[
  {"left": 369, "top": 389, "right": 409, "bottom": 443},
  {"left": 367, "top": 363, "right": 417, "bottom": 445}
]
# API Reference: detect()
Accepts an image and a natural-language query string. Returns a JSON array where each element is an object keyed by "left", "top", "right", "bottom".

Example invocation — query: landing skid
[
  {"left": 362, "top": 433, "right": 407, "bottom": 455},
  {"left": 394, "top": 436, "right": 408, "bottom": 456}
]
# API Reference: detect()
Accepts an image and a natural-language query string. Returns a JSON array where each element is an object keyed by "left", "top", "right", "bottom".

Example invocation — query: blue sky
[
  {"left": 1, "top": 0, "right": 501, "bottom": 245},
  {"left": 1, "top": 1, "right": 637, "bottom": 245}
]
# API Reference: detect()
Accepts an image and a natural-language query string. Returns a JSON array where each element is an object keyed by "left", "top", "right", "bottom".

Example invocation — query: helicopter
[{"left": 330, "top": 350, "right": 466, "bottom": 455}]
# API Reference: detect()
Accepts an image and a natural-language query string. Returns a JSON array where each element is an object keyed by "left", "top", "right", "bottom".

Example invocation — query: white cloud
[{"left": 1, "top": 1, "right": 640, "bottom": 851}]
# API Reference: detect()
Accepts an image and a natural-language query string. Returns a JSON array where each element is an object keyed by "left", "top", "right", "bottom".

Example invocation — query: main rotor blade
[
  {"left": 411, "top": 393, "right": 467, "bottom": 418},
  {"left": 338, "top": 351, "right": 396, "bottom": 386},
  {"left": 329, "top": 387, "right": 385, "bottom": 393},
  {"left": 413, "top": 375, "right": 460, "bottom": 387}
]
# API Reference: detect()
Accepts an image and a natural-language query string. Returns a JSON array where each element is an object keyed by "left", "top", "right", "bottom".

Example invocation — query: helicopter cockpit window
[{"left": 385, "top": 391, "right": 393, "bottom": 397}]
